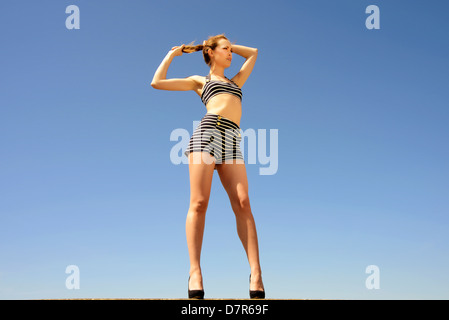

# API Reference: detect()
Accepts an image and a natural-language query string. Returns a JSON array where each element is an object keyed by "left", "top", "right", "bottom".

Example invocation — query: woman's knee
[
  {"left": 232, "top": 194, "right": 252, "bottom": 215},
  {"left": 189, "top": 198, "right": 209, "bottom": 215}
]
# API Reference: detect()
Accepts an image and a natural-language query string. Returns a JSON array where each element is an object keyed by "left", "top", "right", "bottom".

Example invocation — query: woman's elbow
[{"left": 249, "top": 48, "right": 258, "bottom": 59}]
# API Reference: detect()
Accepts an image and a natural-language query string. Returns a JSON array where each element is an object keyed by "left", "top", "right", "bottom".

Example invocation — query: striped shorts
[{"left": 184, "top": 113, "right": 244, "bottom": 168}]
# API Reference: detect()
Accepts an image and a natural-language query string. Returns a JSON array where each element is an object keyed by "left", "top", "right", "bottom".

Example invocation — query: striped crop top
[{"left": 201, "top": 74, "right": 243, "bottom": 106}]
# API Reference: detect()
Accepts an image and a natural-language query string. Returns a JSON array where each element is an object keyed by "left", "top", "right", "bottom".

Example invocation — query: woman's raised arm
[
  {"left": 230, "top": 44, "right": 258, "bottom": 88},
  {"left": 151, "top": 45, "right": 198, "bottom": 91}
]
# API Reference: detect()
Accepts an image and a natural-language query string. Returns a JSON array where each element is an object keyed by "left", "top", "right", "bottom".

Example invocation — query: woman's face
[{"left": 211, "top": 39, "right": 232, "bottom": 68}]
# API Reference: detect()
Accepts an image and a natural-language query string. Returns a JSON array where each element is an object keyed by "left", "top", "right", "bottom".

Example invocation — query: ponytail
[{"left": 182, "top": 42, "right": 204, "bottom": 53}]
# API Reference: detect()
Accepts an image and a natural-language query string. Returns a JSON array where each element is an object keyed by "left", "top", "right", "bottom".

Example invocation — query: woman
[{"left": 151, "top": 34, "right": 265, "bottom": 299}]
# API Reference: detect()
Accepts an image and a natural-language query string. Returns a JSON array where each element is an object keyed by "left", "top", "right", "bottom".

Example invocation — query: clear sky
[{"left": 1, "top": 0, "right": 448, "bottom": 299}]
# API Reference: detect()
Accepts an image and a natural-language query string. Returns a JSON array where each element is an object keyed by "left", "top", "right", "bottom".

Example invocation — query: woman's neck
[{"left": 209, "top": 64, "right": 225, "bottom": 78}]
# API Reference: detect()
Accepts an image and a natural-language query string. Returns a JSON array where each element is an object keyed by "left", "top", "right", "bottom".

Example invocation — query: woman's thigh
[
  {"left": 188, "top": 152, "right": 216, "bottom": 208},
  {"left": 216, "top": 161, "right": 250, "bottom": 211}
]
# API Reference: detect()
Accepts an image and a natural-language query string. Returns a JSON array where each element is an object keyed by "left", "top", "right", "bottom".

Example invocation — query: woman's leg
[
  {"left": 186, "top": 151, "right": 216, "bottom": 291},
  {"left": 216, "top": 161, "right": 264, "bottom": 291}
]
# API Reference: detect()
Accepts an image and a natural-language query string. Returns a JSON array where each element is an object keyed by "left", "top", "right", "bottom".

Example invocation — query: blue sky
[{"left": 1, "top": 0, "right": 448, "bottom": 299}]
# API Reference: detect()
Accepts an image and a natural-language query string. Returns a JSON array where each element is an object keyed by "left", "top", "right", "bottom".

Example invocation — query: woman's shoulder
[
  {"left": 188, "top": 75, "right": 207, "bottom": 85},
  {"left": 187, "top": 75, "right": 207, "bottom": 97}
]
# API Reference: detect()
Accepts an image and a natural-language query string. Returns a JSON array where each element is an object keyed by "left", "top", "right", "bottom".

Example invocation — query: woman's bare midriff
[
  {"left": 194, "top": 77, "right": 242, "bottom": 126},
  {"left": 205, "top": 95, "right": 242, "bottom": 127}
]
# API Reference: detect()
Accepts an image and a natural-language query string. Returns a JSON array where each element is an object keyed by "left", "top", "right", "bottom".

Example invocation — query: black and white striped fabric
[
  {"left": 201, "top": 74, "right": 243, "bottom": 106},
  {"left": 184, "top": 113, "right": 244, "bottom": 168}
]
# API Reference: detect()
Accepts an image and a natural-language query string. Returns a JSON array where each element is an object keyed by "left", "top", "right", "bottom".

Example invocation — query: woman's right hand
[{"left": 169, "top": 44, "right": 185, "bottom": 57}]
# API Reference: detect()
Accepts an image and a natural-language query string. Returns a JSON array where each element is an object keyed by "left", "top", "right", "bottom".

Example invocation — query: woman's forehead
[{"left": 218, "top": 39, "right": 231, "bottom": 46}]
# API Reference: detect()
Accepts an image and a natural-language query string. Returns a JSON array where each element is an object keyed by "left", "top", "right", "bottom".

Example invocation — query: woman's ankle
[
  {"left": 189, "top": 266, "right": 202, "bottom": 276},
  {"left": 250, "top": 267, "right": 262, "bottom": 277}
]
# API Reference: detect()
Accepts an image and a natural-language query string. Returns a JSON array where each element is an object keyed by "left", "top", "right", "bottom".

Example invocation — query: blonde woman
[{"left": 151, "top": 34, "right": 264, "bottom": 299}]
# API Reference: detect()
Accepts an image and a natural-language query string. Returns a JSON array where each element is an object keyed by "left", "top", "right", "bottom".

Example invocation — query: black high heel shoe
[
  {"left": 249, "top": 274, "right": 265, "bottom": 299},
  {"left": 188, "top": 276, "right": 204, "bottom": 299}
]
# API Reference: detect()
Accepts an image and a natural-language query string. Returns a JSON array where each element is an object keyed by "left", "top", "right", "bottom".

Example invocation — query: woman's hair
[{"left": 182, "top": 33, "right": 235, "bottom": 66}]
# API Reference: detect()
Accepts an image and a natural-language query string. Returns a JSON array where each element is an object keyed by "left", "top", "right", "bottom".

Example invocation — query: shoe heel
[
  {"left": 249, "top": 274, "right": 265, "bottom": 299},
  {"left": 188, "top": 276, "right": 204, "bottom": 299}
]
